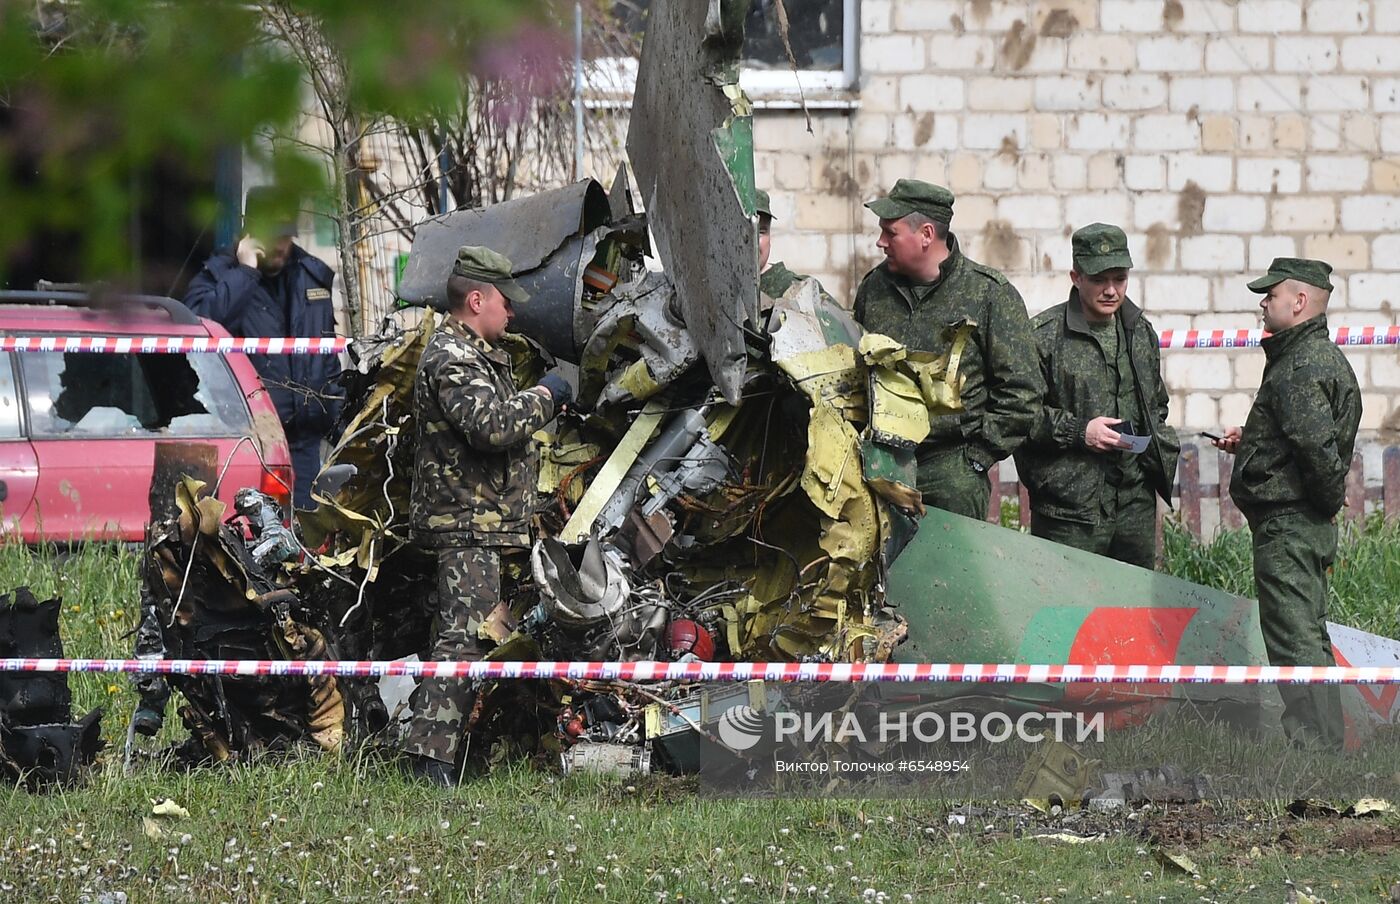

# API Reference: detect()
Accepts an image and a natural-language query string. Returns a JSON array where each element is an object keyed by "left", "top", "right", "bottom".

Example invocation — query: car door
[
  {"left": 0, "top": 352, "right": 39, "bottom": 539},
  {"left": 18, "top": 348, "right": 256, "bottom": 542}
]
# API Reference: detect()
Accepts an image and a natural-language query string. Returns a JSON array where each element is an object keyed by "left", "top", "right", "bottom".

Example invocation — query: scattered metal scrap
[
  {"left": 131, "top": 478, "right": 345, "bottom": 763},
  {"left": 128, "top": 194, "right": 962, "bottom": 769},
  {"left": 0, "top": 587, "right": 103, "bottom": 787},
  {"left": 628, "top": 0, "right": 759, "bottom": 403},
  {"left": 128, "top": 0, "right": 969, "bottom": 772}
]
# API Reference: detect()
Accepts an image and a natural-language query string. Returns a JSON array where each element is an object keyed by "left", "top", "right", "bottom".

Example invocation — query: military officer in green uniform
[
  {"left": 853, "top": 179, "right": 1044, "bottom": 519},
  {"left": 1215, "top": 258, "right": 1361, "bottom": 750},
  {"left": 756, "top": 189, "right": 833, "bottom": 304},
  {"left": 403, "top": 245, "right": 572, "bottom": 786},
  {"left": 1014, "top": 224, "right": 1180, "bottom": 568}
]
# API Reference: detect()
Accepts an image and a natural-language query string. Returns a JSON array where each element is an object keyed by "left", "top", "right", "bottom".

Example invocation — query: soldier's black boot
[
  {"left": 404, "top": 753, "right": 457, "bottom": 788},
  {"left": 130, "top": 707, "right": 164, "bottom": 737}
]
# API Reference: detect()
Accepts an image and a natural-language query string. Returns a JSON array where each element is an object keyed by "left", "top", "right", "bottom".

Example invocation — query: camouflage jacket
[
  {"left": 1014, "top": 292, "right": 1180, "bottom": 522},
  {"left": 1229, "top": 315, "right": 1361, "bottom": 525},
  {"left": 410, "top": 317, "right": 555, "bottom": 549},
  {"left": 760, "top": 261, "right": 835, "bottom": 305},
  {"left": 853, "top": 236, "right": 1044, "bottom": 468}
]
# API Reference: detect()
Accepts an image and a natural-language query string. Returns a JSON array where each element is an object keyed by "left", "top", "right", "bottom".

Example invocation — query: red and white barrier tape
[
  {"left": 3, "top": 658, "right": 1398, "bottom": 684},
  {"left": 1156, "top": 326, "right": 1400, "bottom": 349},
  {"left": 0, "top": 336, "right": 347, "bottom": 354},
  {"left": 0, "top": 328, "right": 1397, "bottom": 354}
]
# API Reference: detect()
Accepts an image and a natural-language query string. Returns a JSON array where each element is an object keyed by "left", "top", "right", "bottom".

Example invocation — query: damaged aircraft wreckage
[
  {"left": 127, "top": 0, "right": 939, "bottom": 774},
  {"left": 104, "top": 0, "right": 1400, "bottom": 789}
]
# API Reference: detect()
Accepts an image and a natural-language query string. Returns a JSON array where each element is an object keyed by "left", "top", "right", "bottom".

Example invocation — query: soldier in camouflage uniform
[
  {"left": 1216, "top": 258, "right": 1361, "bottom": 751},
  {"left": 1014, "top": 224, "right": 1180, "bottom": 568},
  {"left": 403, "top": 245, "right": 571, "bottom": 786},
  {"left": 756, "top": 190, "right": 834, "bottom": 304},
  {"left": 853, "top": 179, "right": 1044, "bottom": 519}
]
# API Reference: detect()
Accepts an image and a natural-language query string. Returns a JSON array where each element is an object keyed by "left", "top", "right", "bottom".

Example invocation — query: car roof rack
[{"left": 0, "top": 284, "right": 201, "bottom": 326}]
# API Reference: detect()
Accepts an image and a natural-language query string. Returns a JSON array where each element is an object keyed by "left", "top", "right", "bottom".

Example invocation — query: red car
[{"left": 0, "top": 290, "right": 294, "bottom": 542}]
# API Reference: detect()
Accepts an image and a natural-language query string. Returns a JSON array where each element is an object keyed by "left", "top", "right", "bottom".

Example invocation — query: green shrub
[{"left": 1161, "top": 514, "right": 1400, "bottom": 639}]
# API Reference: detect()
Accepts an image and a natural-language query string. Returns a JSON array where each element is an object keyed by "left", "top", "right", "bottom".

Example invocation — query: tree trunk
[{"left": 332, "top": 143, "right": 364, "bottom": 338}]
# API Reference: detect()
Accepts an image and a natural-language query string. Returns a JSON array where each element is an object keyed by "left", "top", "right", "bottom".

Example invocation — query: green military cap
[
  {"left": 1071, "top": 223, "right": 1134, "bottom": 275},
  {"left": 452, "top": 245, "right": 529, "bottom": 304},
  {"left": 755, "top": 189, "right": 774, "bottom": 220},
  {"left": 864, "top": 179, "right": 955, "bottom": 224},
  {"left": 1246, "top": 257, "right": 1334, "bottom": 293}
]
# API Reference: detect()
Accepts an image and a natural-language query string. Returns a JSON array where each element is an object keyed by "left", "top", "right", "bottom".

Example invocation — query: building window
[
  {"left": 603, "top": 0, "right": 859, "bottom": 102},
  {"left": 737, "top": 0, "right": 856, "bottom": 95}
]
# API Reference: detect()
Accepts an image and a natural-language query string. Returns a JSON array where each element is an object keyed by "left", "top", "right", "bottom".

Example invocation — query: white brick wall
[
  {"left": 891, "top": 0, "right": 960, "bottom": 31},
  {"left": 863, "top": 35, "right": 928, "bottom": 73},
  {"left": 1067, "top": 35, "right": 1136, "bottom": 70},
  {"left": 1306, "top": 0, "right": 1370, "bottom": 32},
  {"left": 1136, "top": 36, "right": 1206, "bottom": 73},
  {"left": 1205, "top": 36, "right": 1269, "bottom": 73},
  {"left": 899, "top": 75, "right": 966, "bottom": 111},
  {"left": 1169, "top": 78, "right": 1234, "bottom": 114},
  {"left": 1274, "top": 37, "right": 1339, "bottom": 73},
  {"left": 1103, "top": 75, "right": 1167, "bottom": 111},
  {"left": 1380, "top": 3, "right": 1400, "bottom": 32},
  {"left": 1166, "top": 155, "right": 1231, "bottom": 192},
  {"left": 1237, "top": 158, "right": 1303, "bottom": 194},
  {"left": 1096, "top": 0, "right": 1151, "bottom": 31},
  {"left": 752, "top": 0, "right": 1400, "bottom": 431},
  {"left": 1202, "top": 196, "right": 1266, "bottom": 233},
  {"left": 1306, "top": 155, "right": 1369, "bottom": 191},
  {"left": 1066, "top": 112, "right": 1131, "bottom": 150},
  {"left": 1239, "top": 1, "right": 1303, "bottom": 33}
]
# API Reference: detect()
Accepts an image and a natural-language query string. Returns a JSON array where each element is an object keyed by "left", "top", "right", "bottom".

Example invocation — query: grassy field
[
  {"left": 1162, "top": 514, "right": 1400, "bottom": 639},
  {"left": 2, "top": 525, "right": 1399, "bottom": 902}
]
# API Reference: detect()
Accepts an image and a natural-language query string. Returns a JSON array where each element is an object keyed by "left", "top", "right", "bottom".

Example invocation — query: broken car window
[{"left": 20, "top": 351, "right": 252, "bottom": 438}]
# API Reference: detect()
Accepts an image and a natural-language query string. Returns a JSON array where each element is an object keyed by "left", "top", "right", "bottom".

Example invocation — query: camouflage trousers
[
  {"left": 917, "top": 446, "right": 992, "bottom": 521},
  {"left": 1030, "top": 480, "right": 1158, "bottom": 569},
  {"left": 402, "top": 546, "right": 503, "bottom": 766},
  {"left": 1252, "top": 510, "right": 1344, "bottom": 750}
]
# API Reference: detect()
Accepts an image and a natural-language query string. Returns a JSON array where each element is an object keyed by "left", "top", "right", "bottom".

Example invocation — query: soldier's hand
[
  {"left": 1084, "top": 416, "right": 1133, "bottom": 453},
  {"left": 1212, "top": 426, "right": 1242, "bottom": 454},
  {"left": 236, "top": 234, "right": 264, "bottom": 269},
  {"left": 536, "top": 372, "right": 573, "bottom": 410}
]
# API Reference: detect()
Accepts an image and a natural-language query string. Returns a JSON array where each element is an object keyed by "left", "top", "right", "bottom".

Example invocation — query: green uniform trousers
[
  {"left": 403, "top": 547, "right": 501, "bottom": 766},
  {"left": 917, "top": 446, "right": 991, "bottom": 521},
  {"left": 1029, "top": 480, "right": 1158, "bottom": 570},
  {"left": 1252, "top": 510, "right": 1343, "bottom": 750}
]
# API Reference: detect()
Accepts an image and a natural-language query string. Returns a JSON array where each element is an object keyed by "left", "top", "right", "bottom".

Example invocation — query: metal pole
[{"left": 573, "top": 0, "right": 584, "bottom": 181}]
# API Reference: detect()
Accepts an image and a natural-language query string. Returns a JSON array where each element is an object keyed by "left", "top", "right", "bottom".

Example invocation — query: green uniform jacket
[
  {"left": 853, "top": 236, "right": 1044, "bottom": 470},
  {"left": 1229, "top": 315, "right": 1361, "bottom": 526},
  {"left": 410, "top": 317, "right": 555, "bottom": 549},
  {"left": 1014, "top": 291, "right": 1180, "bottom": 523},
  {"left": 760, "top": 261, "right": 835, "bottom": 305}
]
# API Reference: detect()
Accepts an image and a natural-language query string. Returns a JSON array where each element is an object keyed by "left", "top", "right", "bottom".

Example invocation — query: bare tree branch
[{"left": 251, "top": 0, "right": 635, "bottom": 327}]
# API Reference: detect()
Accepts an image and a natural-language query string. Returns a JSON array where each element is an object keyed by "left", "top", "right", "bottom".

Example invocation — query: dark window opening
[
  {"left": 613, "top": 0, "right": 847, "bottom": 72},
  {"left": 20, "top": 352, "right": 251, "bottom": 438}
]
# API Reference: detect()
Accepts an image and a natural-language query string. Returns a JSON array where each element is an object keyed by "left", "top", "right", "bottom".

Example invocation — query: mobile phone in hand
[{"left": 1199, "top": 430, "right": 1222, "bottom": 441}]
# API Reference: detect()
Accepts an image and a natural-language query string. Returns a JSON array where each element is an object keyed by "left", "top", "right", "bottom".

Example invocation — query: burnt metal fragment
[{"left": 0, "top": 587, "right": 104, "bottom": 788}]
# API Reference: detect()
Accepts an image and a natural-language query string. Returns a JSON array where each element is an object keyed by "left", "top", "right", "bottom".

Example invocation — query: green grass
[
  {"left": 1161, "top": 514, "right": 1400, "bottom": 639},
  {"left": 6, "top": 754, "right": 1400, "bottom": 903},
  {"left": 4, "top": 536, "right": 1400, "bottom": 901}
]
